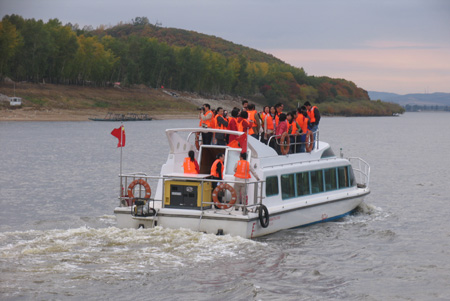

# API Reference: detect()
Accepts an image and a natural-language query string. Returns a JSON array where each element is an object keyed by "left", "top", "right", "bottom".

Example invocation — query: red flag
[
  {"left": 237, "top": 133, "right": 247, "bottom": 153},
  {"left": 111, "top": 126, "right": 126, "bottom": 147}
]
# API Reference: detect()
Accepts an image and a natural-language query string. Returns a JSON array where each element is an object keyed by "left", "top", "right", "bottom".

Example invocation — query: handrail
[
  {"left": 119, "top": 173, "right": 265, "bottom": 213},
  {"left": 348, "top": 157, "right": 370, "bottom": 188},
  {"left": 266, "top": 129, "right": 320, "bottom": 152}
]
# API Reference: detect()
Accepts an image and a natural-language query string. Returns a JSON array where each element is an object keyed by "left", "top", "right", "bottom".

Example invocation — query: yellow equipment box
[{"left": 164, "top": 180, "right": 212, "bottom": 209}]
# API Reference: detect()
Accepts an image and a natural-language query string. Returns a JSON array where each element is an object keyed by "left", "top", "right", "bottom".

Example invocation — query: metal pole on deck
[{"left": 120, "top": 123, "right": 124, "bottom": 197}]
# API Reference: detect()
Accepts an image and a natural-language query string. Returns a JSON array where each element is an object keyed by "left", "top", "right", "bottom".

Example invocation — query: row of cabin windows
[{"left": 265, "top": 166, "right": 356, "bottom": 199}]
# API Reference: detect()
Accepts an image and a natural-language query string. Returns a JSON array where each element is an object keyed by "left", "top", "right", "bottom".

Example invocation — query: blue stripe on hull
[{"left": 295, "top": 209, "right": 355, "bottom": 228}]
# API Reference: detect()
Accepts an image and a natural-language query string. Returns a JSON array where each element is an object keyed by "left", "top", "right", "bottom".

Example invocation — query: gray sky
[{"left": 2, "top": 0, "right": 450, "bottom": 94}]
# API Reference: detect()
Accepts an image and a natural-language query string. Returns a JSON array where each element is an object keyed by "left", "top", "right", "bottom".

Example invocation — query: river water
[{"left": 1, "top": 112, "right": 449, "bottom": 300}]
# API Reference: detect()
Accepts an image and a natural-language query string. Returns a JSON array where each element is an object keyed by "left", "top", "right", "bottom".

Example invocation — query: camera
[{"left": 197, "top": 107, "right": 204, "bottom": 110}]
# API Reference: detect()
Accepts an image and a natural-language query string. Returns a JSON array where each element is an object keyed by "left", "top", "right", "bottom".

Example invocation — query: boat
[
  {"left": 89, "top": 112, "right": 152, "bottom": 121},
  {"left": 114, "top": 128, "right": 370, "bottom": 238}
]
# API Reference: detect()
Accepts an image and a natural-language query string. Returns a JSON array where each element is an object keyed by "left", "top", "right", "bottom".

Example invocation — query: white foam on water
[{"left": 0, "top": 226, "right": 265, "bottom": 276}]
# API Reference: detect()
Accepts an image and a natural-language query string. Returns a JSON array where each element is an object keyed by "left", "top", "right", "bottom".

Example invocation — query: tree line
[{"left": 1, "top": 15, "right": 371, "bottom": 110}]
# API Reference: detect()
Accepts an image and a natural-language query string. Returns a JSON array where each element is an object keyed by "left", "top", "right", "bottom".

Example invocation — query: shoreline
[{"left": 0, "top": 108, "right": 198, "bottom": 121}]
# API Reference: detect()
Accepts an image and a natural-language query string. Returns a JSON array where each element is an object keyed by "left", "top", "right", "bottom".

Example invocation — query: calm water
[{"left": 1, "top": 113, "right": 450, "bottom": 300}]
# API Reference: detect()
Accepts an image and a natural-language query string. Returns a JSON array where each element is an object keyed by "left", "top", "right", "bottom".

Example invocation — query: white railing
[{"left": 348, "top": 157, "right": 370, "bottom": 188}]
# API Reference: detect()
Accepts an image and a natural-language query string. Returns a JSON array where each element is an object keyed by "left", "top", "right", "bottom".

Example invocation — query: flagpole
[{"left": 120, "top": 123, "right": 123, "bottom": 198}]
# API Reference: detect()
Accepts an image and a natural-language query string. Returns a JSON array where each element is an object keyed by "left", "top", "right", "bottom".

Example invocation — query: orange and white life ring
[
  {"left": 212, "top": 183, "right": 237, "bottom": 209},
  {"left": 305, "top": 131, "right": 314, "bottom": 153},
  {"left": 195, "top": 132, "right": 201, "bottom": 150},
  {"left": 127, "top": 179, "right": 151, "bottom": 199},
  {"left": 280, "top": 132, "right": 290, "bottom": 155}
]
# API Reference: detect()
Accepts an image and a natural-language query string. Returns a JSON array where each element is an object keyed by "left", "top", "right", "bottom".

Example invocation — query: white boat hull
[{"left": 114, "top": 189, "right": 369, "bottom": 238}]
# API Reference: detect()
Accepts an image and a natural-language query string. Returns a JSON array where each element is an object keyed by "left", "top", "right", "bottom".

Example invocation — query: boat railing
[
  {"left": 118, "top": 173, "right": 265, "bottom": 213},
  {"left": 348, "top": 157, "right": 370, "bottom": 188},
  {"left": 266, "top": 129, "right": 320, "bottom": 153}
]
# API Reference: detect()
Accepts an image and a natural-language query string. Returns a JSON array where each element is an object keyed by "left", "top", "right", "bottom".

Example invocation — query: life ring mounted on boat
[
  {"left": 127, "top": 179, "right": 151, "bottom": 199},
  {"left": 280, "top": 132, "right": 290, "bottom": 155},
  {"left": 212, "top": 183, "right": 237, "bottom": 209},
  {"left": 305, "top": 131, "right": 314, "bottom": 153}
]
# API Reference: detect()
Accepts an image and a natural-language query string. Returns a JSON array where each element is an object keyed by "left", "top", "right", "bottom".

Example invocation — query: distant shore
[{"left": 0, "top": 108, "right": 199, "bottom": 122}]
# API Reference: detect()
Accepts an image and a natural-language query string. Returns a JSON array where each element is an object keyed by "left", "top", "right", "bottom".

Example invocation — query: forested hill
[
  {"left": 104, "top": 18, "right": 283, "bottom": 65},
  {"left": 1, "top": 15, "right": 404, "bottom": 116}
]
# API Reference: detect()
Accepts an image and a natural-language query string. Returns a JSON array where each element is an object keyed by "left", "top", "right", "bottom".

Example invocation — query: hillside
[{"left": 1, "top": 15, "right": 404, "bottom": 116}]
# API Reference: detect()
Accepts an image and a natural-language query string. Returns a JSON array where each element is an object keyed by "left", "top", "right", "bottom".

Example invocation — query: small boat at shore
[
  {"left": 89, "top": 112, "right": 152, "bottom": 121},
  {"left": 114, "top": 128, "right": 370, "bottom": 238}
]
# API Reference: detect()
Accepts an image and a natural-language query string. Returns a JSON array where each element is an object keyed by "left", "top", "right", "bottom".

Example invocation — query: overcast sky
[{"left": 2, "top": 0, "right": 450, "bottom": 94}]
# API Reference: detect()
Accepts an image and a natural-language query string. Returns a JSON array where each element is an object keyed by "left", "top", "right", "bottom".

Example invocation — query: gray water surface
[{"left": 1, "top": 113, "right": 449, "bottom": 300}]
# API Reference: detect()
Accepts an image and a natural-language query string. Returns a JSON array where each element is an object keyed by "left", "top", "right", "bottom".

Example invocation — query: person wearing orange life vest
[
  {"left": 214, "top": 107, "right": 228, "bottom": 145},
  {"left": 274, "top": 103, "right": 284, "bottom": 127},
  {"left": 210, "top": 153, "right": 224, "bottom": 191},
  {"left": 287, "top": 112, "right": 300, "bottom": 154},
  {"left": 233, "top": 152, "right": 260, "bottom": 211},
  {"left": 296, "top": 106, "right": 311, "bottom": 153},
  {"left": 247, "top": 103, "right": 260, "bottom": 140},
  {"left": 261, "top": 106, "right": 274, "bottom": 144},
  {"left": 304, "top": 101, "right": 320, "bottom": 150},
  {"left": 199, "top": 103, "right": 213, "bottom": 145},
  {"left": 183, "top": 150, "right": 200, "bottom": 174}
]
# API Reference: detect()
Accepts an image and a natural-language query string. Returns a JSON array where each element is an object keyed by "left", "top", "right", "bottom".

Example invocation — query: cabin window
[
  {"left": 296, "top": 172, "right": 310, "bottom": 196},
  {"left": 265, "top": 176, "right": 279, "bottom": 197},
  {"left": 324, "top": 168, "right": 337, "bottom": 191},
  {"left": 281, "top": 174, "right": 295, "bottom": 199},
  {"left": 338, "top": 166, "right": 350, "bottom": 188},
  {"left": 349, "top": 166, "right": 357, "bottom": 187},
  {"left": 310, "top": 170, "right": 324, "bottom": 194}
]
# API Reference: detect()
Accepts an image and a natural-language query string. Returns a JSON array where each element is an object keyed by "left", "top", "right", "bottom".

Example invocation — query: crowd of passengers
[{"left": 198, "top": 100, "right": 320, "bottom": 154}]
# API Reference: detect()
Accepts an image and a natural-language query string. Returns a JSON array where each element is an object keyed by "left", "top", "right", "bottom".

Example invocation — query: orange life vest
[
  {"left": 265, "top": 114, "right": 274, "bottom": 130},
  {"left": 296, "top": 114, "right": 308, "bottom": 134},
  {"left": 307, "top": 106, "right": 318, "bottom": 124},
  {"left": 234, "top": 160, "right": 251, "bottom": 179},
  {"left": 288, "top": 121, "right": 298, "bottom": 134},
  {"left": 275, "top": 114, "right": 280, "bottom": 127},
  {"left": 202, "top": 110, "right": 213, "bottom": 128},
  {"left": 237, "top": 118, "right": 244, "bottom": 132},
  {"left": 215, "top": 114, "right": 226, "bottom": 130},
  {"left": 183, "top": 157, "right": 198, "bottom": 174},
  {"left": 210, "top": 159, "right": 224, "bottom": 178},
  {"left": 247, "top": 110, "right": 257, "bottom": 135}
]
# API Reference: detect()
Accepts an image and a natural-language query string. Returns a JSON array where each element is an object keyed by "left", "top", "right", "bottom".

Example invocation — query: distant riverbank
[{"left": 0, "top": 108, "right": 199, "bottom": 122}]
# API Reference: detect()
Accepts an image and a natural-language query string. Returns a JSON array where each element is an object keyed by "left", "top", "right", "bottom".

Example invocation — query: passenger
[
  {"left": 199, "top": 103, "right": 213, "bottom": 145},
  {"left": 304, "top": 101, "right": 320, "bottom": 149},
  {"left": 247, "top": 103, "right": 260, "bottom": 140},
  {"left": 214, "top": 107, "right": 228, "bottom": 145},
  {"left": 227, "top": 108, "right": 240, "bottom": 144},
  {"left": 237, "top": 111, "right": 251, "bottom": 134},
  {"left": 210, "top": 153, "right": 225, "bottom": 191},
  {"left": 274, "top": 103, "right": 284, "bottom": 127},
  {"left": 296, "top": 106, "right": 311, "bottom": 153},
  {"left": 233, "top": 152, "right": 260, "bottom": 211},
  {"left": 274, "top": 113, "right": 288, "bottom": 154},
  {"left": 183, "top": 150, "right": 200, "bottom": 174},
  {"left": 286, "top": 112, "right": 299, "bottom": 154},
  {"left": 242, "top": 100, "right": 248, "bottom": 112},
  {"left": 261, "top": 106, "right": 274, "bottom": 145}
]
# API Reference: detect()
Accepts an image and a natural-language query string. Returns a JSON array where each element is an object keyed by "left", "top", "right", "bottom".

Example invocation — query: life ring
[
  {"left": 195, "top": 132, "right": 201, "bottom": 150},
  {"left": 305, "top": 131, "right": 314, "bottom": 153},
  {"left": 280, "top": 132, "right": 290, "bottom": 155},
  {"left": 127, "top": 179, "right": 151, "bottom": 199},
  {"left": 259, "top": 204, "right": 270, "bottom": 228},
  {"left": 212, "top": 183, "right": 237, "bottom": 209}
]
